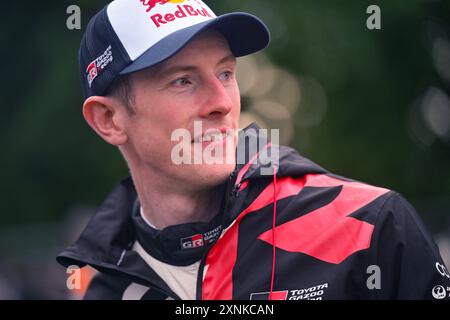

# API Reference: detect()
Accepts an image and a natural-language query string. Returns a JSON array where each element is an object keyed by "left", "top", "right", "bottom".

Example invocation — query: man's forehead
[
  {"left": 162, "top": 30, "right": 233, "bottom": 64},
  {"left": 141, "top": 31, "right": 235, "bottom": 76}
]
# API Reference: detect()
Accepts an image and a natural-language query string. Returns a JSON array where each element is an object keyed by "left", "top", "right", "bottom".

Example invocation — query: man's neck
[{"left": 131, "top": 169, "right": 225, "bottom": 230}]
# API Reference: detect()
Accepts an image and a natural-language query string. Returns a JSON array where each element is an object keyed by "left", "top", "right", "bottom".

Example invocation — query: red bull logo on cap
[
  {"left": 139, "top": 0, "right": 213, "bottom": 28},
  {"left": 139, "top": 0, "right": 186, "bottom": 12}
]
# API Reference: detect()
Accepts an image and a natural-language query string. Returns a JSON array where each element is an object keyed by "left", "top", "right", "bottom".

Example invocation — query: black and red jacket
[{"left": 57, "top": 124, "right": 450, "bottom": 300}]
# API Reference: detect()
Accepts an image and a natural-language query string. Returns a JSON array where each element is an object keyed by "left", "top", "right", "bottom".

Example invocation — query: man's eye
[
  {"left": 171, "top": 77, "right": 191, "bottom": 87},
  {"left": 219, "top": 71, "right": 233, "bottom": 81}
]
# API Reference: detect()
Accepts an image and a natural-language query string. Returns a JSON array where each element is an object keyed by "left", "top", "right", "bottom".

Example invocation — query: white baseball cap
[{"left": 79, "top": 0, "right": 271, "bottom": 99}]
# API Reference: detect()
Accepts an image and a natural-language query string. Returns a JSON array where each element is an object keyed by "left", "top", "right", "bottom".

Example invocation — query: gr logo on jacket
[{"left": 57, "top": 124, "right": 450, "bottom": 300}]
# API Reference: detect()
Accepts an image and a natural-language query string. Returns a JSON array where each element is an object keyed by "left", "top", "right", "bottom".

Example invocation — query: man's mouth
[{"left": 192, "top": 128, "right": 234, "bottom": 144}]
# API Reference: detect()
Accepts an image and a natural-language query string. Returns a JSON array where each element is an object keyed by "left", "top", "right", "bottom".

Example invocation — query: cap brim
[{"left": 119, "top": 12, "right": 270, "bottom": 75}]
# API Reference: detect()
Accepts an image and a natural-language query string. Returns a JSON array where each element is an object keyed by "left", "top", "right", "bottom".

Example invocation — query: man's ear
[{"left": 82, "top": 96, "right": 129, "bottom": 146}]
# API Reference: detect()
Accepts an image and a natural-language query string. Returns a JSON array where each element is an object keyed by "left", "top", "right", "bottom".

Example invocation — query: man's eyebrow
[
  {"left": 156, "top": 65, "right": 197, "bottom": 79},
  {"left": 156, "top": 55, "right": 237, "bottom": 79},
  {"left": 217, "top": 54, "right": 237, "bottom": 65}
]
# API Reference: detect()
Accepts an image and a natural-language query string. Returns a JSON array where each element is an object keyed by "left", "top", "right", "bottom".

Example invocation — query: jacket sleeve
[
  {"left": 83, "top": 272, "right": 169, "bottom": 300},
  {"left": 83, "top": 272, "right": 133, "bottom": 300},
  {"left": 372, "top": 192, "right": 450, "bottom": 299}
]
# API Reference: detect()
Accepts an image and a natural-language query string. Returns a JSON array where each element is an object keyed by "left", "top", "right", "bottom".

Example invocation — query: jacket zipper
[{"left": 196, "top": 169, "right": 241, "bottom": 300}]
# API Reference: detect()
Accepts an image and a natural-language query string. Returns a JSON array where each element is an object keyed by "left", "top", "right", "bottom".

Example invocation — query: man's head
[
  {"left": 79, "top": 0, "right": 269, "bottom": 192},
  {"left": 84, "top": 30, "right": 241, "bottom": 190}
]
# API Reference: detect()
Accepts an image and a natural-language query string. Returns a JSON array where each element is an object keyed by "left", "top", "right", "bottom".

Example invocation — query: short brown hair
[{"left": 104, "top": 74, "right": 135, "bottom": 115}]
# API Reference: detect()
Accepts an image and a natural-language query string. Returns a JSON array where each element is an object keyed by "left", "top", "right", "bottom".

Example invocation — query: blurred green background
[{"left": 0, "top": 0, "right": 449, "bottom": 298}]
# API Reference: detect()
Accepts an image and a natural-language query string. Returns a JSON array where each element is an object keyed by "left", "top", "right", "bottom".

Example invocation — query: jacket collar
[{"left": 131, "top": 185, "right": 226, "bottom": 266}]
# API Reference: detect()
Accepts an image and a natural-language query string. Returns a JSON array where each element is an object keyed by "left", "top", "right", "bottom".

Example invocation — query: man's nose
[{"left": 198, "top": 76, "right": 234, "bottom": 119}]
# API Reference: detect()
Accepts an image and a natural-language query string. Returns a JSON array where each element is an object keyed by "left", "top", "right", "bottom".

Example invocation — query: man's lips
[{"left": 192, "top": 128, "right": 234, "bottom": 144}]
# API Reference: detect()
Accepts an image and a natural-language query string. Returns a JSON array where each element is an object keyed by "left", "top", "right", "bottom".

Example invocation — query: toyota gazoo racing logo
[
  {"left": 139, "top": 0, "right": 186, "bottom": 12},
  {"left": 180, "top": 226, "right": 222, "bottom": 250},
  {"left": 181, "top": 234, "right": 204, "bottom": 249},
  {"left": 86, "top": 45, "right": 113, "bottom": 87},
  {"left": 86, "top": 62, "right": 98, "bottom": 88},
  {"left": 250, "top": 283, "right": 328, "bottom": 300}
]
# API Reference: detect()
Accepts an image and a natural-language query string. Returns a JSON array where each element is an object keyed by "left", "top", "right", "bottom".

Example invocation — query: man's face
[{"left": 122, "top": 31, "right": 240, "bottom": 191}]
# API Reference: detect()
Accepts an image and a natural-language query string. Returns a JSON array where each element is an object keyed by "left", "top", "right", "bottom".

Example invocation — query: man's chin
[{"left": 189, "top": 162, "right": 236, "bottom": 186}]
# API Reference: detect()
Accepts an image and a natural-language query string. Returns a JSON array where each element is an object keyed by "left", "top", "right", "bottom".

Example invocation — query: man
[{"left": 58, "top": 0, "right": 450, "bottom": 300}]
